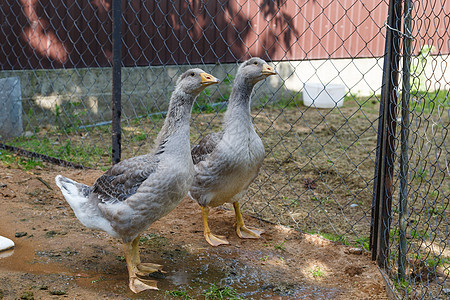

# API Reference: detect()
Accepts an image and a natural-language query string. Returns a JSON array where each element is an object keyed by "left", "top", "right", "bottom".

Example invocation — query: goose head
[
  {"left": 238, "top": 57, "right": 277, "bottom": 85},
  {"left": 175, "top": 68, "right": 220, "bottom": 96}
]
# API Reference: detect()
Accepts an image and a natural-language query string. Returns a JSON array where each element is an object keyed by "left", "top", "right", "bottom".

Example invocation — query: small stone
[
  {"left": 346, "top": 247, "right": 363, "bottom": 255},
  {"left": 350, "top": 204, "right": 358, "bottom": 208},
  {"left": 50, "top": 290, "right": 66, "bottom": 295},
  {"left": 15, "top": 232, "right": 27, "bottom": 238}
]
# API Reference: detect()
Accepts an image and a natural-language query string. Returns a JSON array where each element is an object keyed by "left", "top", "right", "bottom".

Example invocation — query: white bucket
[{"left": 302, "top": 82, "right": 346, "bottom": 108}]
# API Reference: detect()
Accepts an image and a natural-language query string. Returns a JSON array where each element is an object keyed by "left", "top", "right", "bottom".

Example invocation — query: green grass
[
  {"left": 283, "top": 196, "right": 300, "bottom": 207},
  {"left": 354, "top": 237, "right": 370, "bottom": 251},
  {"left": 306, "top": 230, "right": 349, "bottom": 245},
  {"left": 410, "top": 89, "right": 450, "bottom": 114},
  {"left": 3, "top": 134, "right": 108, "bottom": 168},
  {"left": 135, "top": 132, "right": 147, "bottom": 141},
  {"left": 412, "top": 167, "right": 428, "bottom": 181},
  {"left": 0, "top": 150, "right": 44, "bottom": 170},
  {"left": 204, "top": 285, "right": 242, "bottom": 300},
  {"left": 259, "top": 255, "right": 269, "bottom": 261},
  {"left": 274, "top": 240, "right": 287, "bottom": 251},
  {"left": 393, "top": 276, "right": 411, "bottom": 294},
  {"left": 165, "top": 290, "right": 191, "bottom": 299},
  {"left": 311, "top": 196, "right": 331, "bottom": 204},
  {"left": 310, "top": 266, "right": 325, "bottom": 279}
]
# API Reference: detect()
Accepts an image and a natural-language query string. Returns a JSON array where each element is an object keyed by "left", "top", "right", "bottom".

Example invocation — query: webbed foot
[
  {"left": 236, "top": 225, "right": 264, "bottom": 239},
  {"left": 205, "top": 232, "right": 230, "bottom": 247},
  {"left": 129, "top": 276, "right": 158, "bottom": 293}
]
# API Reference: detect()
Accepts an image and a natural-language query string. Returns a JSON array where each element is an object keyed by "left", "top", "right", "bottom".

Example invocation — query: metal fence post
[
  {"left": 397, "top": 0, "right": 412, "bottom": 280},
  {"left": 112, "top": 0, "right": 122, "bottom": 164},
  {"left": 370, "top": 0, "right": 402, "bottom": 268}
]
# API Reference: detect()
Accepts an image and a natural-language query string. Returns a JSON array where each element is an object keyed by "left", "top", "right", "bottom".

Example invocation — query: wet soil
[{"left": 0, "top": 163, "right": 387, "bottom": 299}]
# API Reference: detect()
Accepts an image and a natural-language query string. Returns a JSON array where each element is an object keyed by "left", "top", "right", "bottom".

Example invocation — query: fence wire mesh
[
  {"left": 371, "top": 0, "right": 450, "bottom": 299},
  {"left": 0, "top": 0, "right": 449, "bottom": 298}
]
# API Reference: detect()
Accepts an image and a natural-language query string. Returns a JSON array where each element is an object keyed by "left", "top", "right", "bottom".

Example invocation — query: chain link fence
[
  {"left": 0, "top": 0, "right": 449, "bottom": 298},
  {"left": 369, "top": 0, "right": 450, "bottom": 299}
]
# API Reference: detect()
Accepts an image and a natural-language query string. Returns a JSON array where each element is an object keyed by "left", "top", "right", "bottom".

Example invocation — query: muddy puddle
[{"left": 0, "top": 232, "right": 340, "bottom": 299}]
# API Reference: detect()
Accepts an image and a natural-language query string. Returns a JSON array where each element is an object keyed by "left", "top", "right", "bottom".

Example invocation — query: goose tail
[{"left": 55, "top": 175, "right": 92, "bottom": 211}]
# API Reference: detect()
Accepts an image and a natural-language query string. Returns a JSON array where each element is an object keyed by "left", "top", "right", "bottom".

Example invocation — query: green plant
[
  {"left": 310, "top": 266, "right": 325, "bottom": 279},
  {"left": 393, "top": 276, "right": 411, "bottom": 294},
  {"left": 274, "top": 240, "right": 286, "bottom": 251},
  {"left": 311, "top": 196, "right": 331, "bottom": 204},
  {"left": 306, "top": 230, "right": 349, "bottom": 245},
  {"left": 0, "top": 151, "right": 44, "bottom": 170},
  {"left": 283, "top": 196, "right": 299, "bottom": 207},
  {"left": 135, "top": 132, "right": 147, "bottom": 141},
  {"left": 260, "top": 255, "right": 269, "bottom": 261},
  {"left": 165, "top": 290, "right": 191, "bottom": 299},
  {"left": 412, "top": 167, "right": 428, "bottom": 181},
  {"left": 4, "top": 134, "right": 109, "bottom": 168},
  {"left": 204, "top": 285, "right": 242, "bottom": 300}
]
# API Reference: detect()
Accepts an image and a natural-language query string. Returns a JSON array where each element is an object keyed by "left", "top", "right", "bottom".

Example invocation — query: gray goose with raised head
[
  {"left": 55, "top": 69, "right": 219, "bottom": 293},
  {"left": 189, "top": 58, "right": 276, "bottom": 246}
]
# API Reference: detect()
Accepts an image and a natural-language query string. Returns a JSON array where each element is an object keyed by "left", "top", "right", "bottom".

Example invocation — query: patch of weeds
[
  {"left": 393, "top": 276, "right": 411, "bottom": 294},
  {"left": 308, "top": 231, "right": 348, "bottom": 245},
  {"left": 135, "top": 132, "right": 147, "bottom": 142},
  {"left": 274, "top": 240, "right": 287, "bottom": 251},
  {"left": 412, "top": 167, "right": 428, "bottom": 181},
  {"left": 0, "top": 151, "right": 43, "bottom": 170},
  {"left": 260, "top": 255, "right": 269, "bottom": 261},
  {"left": 204, "top": 284, "right": 242, "bottom": 300},
  {"left": 165, "top": 290, "right": 191, "bottom": 299},
  {"left": 56, "top": 102, "right": 86, "bottom": 132},
  {"left": 283, "top": 196, "right": 299, "bottom": 207},
  {"left": 310, "top": 266, "right": 325, "bottom": 279},
  {"left": 426, "top": 257, "right": 442, "bottom": 269},
  {"left": 5, "top": 135, "right": 106, "bottom": 168},
  {"left": 409, "top": 229, "right": 420, "bottom": 239},
  {"left": 20, "top": 291, "right": 34, "bottom": 300},
  {"left": 311, "top": 196, "right": 331, "bottom": 204}
]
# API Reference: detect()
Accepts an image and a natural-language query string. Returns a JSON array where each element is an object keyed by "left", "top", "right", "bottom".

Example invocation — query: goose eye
[
  {"left": 190, "top": 72, "right": 195, "bottom": 77},
  {"left": 253, "top": 61, "right": 258, "bottom": 65}
]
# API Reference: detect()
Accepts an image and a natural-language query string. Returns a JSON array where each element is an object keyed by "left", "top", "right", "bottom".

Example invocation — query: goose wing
[
  {"left": 92, "top": 154, "right": 160, "bottom": 204},
  {"left": 191, "top": 132, "right": 224, "bottom": 165}
]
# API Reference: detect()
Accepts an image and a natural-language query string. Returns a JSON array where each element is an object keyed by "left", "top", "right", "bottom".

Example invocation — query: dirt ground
[{"left": 0, "top": 162, "right": 388, "bottom": 299}]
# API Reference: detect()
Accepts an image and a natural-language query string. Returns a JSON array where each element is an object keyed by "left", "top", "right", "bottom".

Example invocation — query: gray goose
[
  {"left": 55, "top": 69, "right": 219, "bottom": 293},
  {"left": 189, "top": 58, "right": 276, "bottom": 246}
]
